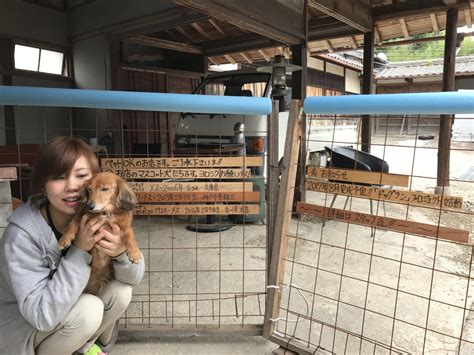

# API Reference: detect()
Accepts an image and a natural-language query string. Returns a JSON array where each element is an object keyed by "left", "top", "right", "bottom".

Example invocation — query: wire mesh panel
[
  {"left": 271, "top": 113, "right": 474, "bottom": 354},
  {"left": 0, "top": 105, "right": 269, "bottom": 334}
]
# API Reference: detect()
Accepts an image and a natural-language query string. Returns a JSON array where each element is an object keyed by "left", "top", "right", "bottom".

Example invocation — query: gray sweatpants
[{"left": 33, "top": 280, "right": 132, "bottom": 355}]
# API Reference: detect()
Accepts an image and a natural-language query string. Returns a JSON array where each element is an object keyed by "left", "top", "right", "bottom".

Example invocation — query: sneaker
[{"left": 84, "top": 343, "right": 107, "bottom": 355}]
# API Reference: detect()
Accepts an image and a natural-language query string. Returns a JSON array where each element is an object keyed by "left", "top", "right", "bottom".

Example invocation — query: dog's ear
[{"left": 116, "top": 178, "right": 137, "bottom": 211}]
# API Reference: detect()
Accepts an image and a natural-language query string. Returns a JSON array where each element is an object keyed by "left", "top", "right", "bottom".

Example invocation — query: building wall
[
  {"left": 345, "top": 69, "right": 361, "bottom": 94},
  {"left": 0, "top": 0, "right": 68, "bottom": 45}
]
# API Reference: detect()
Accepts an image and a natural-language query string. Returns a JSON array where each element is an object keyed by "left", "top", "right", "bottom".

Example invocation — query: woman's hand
[
  {"left": 73, "top": 215, "right": 106, "bottom": 252},
  {"left": 95, "top": 222, "right": 126, "bottom": 258}
]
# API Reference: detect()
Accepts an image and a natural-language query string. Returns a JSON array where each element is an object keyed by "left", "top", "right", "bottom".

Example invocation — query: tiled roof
[
  {"left": 375, "top": 56, "right": 474, "bottom": 80},
  {"left": 320, "top": 52, "right": 364, "bottom": 71}
]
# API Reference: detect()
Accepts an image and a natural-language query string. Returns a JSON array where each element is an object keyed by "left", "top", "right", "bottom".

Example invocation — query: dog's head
[{"left": 84, "top": 172, "right": 137, "bottom": 214}]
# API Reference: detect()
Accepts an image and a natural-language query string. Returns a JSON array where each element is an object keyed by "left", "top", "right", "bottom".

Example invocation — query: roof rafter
[
  {"left": 373, "top": 0, "right": 471, "bottom": 20},
  {"left": 191, "top": 22, "right": 212, "bottom": 39},
  {"left": 176, "top": 26, "right": 195, "bottom": 42},
  {"left": 240, "top": 52, "right": 253, "bottom": 64},
  {"left": 208, "top": 18, "right": 226, "bottom": 36},
  {"left": 127, "top": 35, "right": 203, "bottom": 54},
  {"left": 308, "top": 0, "right": 372, "bottom": 32},
  {"left": 400, "top": 18, "right": 410, "bottom": 38},
  {"left": 430, "top": 13, "right": 440, "bottom": 32},
  {"left": 348, "top": 36, "right": 358, "bottom": 49},
  {"left": 258, "top": 49, "right": 271, "bottom": 61},
  {"left": 465, "top": 8, "right": 472, "bottom": 28},
  {"left": 224, "top": 54, "right": 236, "bottom": 64},
  {"left": 174, "top": 0, "right": 304, "bottom": 45}
]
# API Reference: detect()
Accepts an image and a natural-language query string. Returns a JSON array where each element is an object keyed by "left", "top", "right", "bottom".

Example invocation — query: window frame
[{"left": 12, "top": 40, "right": 70, "bottom": 78}]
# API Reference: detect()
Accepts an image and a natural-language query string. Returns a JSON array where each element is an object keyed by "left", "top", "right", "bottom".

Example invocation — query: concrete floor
[{"left": 110, "top": 336, "right": 279, "bottom": 355}]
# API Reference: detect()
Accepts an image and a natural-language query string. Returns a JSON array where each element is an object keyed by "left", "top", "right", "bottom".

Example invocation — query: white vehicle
[{"left": 175, "top": 68, "right": 290, "bottom": 176}]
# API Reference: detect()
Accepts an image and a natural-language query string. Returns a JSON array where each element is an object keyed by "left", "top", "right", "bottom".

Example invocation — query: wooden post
[
  {"left": 107, "top": 37, "right": 122, "bottom": 155},
  {"left": 361, "top": 30, "right": 375, "bottom": 153},
  {"left": 291, "top": 44, "right": 307, "bottom": 207},
  {"left": 0, "top": 38, "right": 16, "bottom": 145},
  {"left": 436, "top": 7, "right": 458, "bottom": 193},
  {"left": 263, "top": 100, "right": 302, "bottom": 339},
  {"left": 267, "top": 100, "right": 280, "bottom": 275}
]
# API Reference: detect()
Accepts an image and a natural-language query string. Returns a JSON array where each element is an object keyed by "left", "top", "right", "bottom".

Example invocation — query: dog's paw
[
  {"left": 57, "top": 235, "right": 73, "bottom": 250},
  {"left": 128, "top": 250, "right": 141, "bottom": 264},
  {"left": 58, "top": 240, "right": 71, "bottom": 250}
]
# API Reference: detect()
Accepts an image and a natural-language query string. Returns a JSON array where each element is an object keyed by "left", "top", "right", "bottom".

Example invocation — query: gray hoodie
[{"left": 0, "top": 198, "right": 145, "bottom": 354}]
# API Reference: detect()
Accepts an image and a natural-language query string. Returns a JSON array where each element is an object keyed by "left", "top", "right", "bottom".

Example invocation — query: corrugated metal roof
[{"left": 375, "top": 56, "right": 474, "bottom": 79}]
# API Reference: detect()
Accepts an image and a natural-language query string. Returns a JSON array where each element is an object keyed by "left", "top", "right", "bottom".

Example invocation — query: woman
[{"left": 0, "top": 137, "right": 145, "bottom": 355}]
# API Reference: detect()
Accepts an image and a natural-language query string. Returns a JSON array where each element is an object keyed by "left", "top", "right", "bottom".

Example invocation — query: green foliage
[
  {"left": 378, "top": 31, "right": 474, "bottom": 62},
  {"left": 458, "top": 37, "right": 474, "bottom": 56}
]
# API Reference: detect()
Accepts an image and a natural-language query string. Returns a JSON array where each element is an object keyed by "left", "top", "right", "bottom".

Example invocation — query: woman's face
[{"left": 44, "top": 155, "right": 93, "bottom": 218}]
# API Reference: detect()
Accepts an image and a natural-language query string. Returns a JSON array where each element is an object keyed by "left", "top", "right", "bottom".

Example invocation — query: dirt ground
[{"left": 119, "top": 135, "right": 473, "bottom": 354}]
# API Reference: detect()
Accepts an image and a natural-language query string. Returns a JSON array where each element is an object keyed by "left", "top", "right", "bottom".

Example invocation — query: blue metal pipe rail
[
  {"left": 304, "top": 91, "right": 474, "bottom": 115},
  {"left": 0, "top": 86, "right": 272, "bottom": 115}
]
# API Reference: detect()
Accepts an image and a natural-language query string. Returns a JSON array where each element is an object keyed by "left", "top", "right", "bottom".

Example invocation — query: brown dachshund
[{"left": 58, "top": 172, "right": 141, "bottom": 295}]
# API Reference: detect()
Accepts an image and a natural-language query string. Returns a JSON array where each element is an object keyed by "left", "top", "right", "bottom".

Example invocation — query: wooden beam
[
  {"left": 207, "top": 56, "right": 218, "bottom": 65},
  {"left": 174, "top": 0, "right": 305, "bottom": 45},
  {"left": 297, "top": 203, "right": 469, "bottom": 243},
  {"left": 430, "top": 13, "right": 440, "bottom": 32},
  {"left": 323, "top": 39, "right": 334, "bottom": 52},
  {"left": 348, "top": 36, "right": 358, "bottom": 49},
  {"left": 373, "top": 0, "right": 470, "bottom": 21},
  {"left": 374, "top": 26, "right": 383, "bottom": 45},
  {"left": 400, "top": 18, "right": 410, "bottom": 38},
  {"left": 224, "top": 54, "right": 236, "bottom": 64},
  {"left": 263, "top": 101, "right": 302, "bottom": 338},
  {"left": 258, "top": 49, "right": 271, "bottom": 61},
  {"left": 204, "top": 34, "right": 279, "bottom": 57},
  {"left": 377, "top": 34, "right": 463, "bottom": 48},
  {"left": 102, "top": 6, "right": 209, "bottom": 41},
  {"left": 308, "top": 0, "right": 372, "bottom": 32},
  {"left": 465, "top": 8, "right": 472, "bottom": 28},
  {"left": 208, "top": 18, "right": 226, "bottom": 36},
  {"left": 176, "top": 26, "right": 195, "bottom": 42},
  {"left": 164, "top": 29, "right": 181, "bottom": 42},
  {"left": 240, "top": 52, "right": 253, "bottom": 64},
  {"left": 191, "top": 22, "right": 212, "bottom": 40},
  {"left": 121, "top": 64, "right": 203, "bottom": 79},
  {"left": 127, "top": 35, "right": 202, "bottom": 54},
  {"left": 308, "top": 18, "right": 357, "bottom": 41}
]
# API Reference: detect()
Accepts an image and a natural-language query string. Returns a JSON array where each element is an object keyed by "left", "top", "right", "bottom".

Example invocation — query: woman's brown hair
[{"left": 30, "top": 137, "right": 100, "bottom": 200}]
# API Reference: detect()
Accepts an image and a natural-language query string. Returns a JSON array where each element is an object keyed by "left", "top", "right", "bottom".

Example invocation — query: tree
[{"left": 377, "top": 31, "right": 474, "bottom": 62}]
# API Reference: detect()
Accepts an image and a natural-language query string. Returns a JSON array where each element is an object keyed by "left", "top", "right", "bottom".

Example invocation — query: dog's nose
[{"left": 86, "top": 202, "right": 95, "bottom": 211}]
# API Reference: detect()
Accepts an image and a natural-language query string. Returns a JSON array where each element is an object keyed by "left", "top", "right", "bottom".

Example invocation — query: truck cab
[{"left": 175, "top": 68, "right": 275, "bottom": 176}]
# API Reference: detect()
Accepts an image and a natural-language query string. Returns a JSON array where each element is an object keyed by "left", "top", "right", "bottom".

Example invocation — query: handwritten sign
[
  {"left": 101, "top": 156, "right": 263, "bottom": 169},
  {"left": 128, "top": 182, "right": 253, "bottom": 192},
  {"left": 135, "top": 191, "right": 260, "bottom": 203},
  {"left": 134, "top": 204, "right": 260, "bottom": 216},
  {"left": 305, "top": 179, "right": 463, "bottom": 210},
  {"left": 0, "top": 167, "right": 17, "bottom": 180},
  {"left": 104, "top": 168, "right": 252, "bottom": 179},
  {"left": 297, "top": 202, "right": 469, "bottom": 243},
  {"left": 307, "top": 167, "right": 409, "bottom": 187}
]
